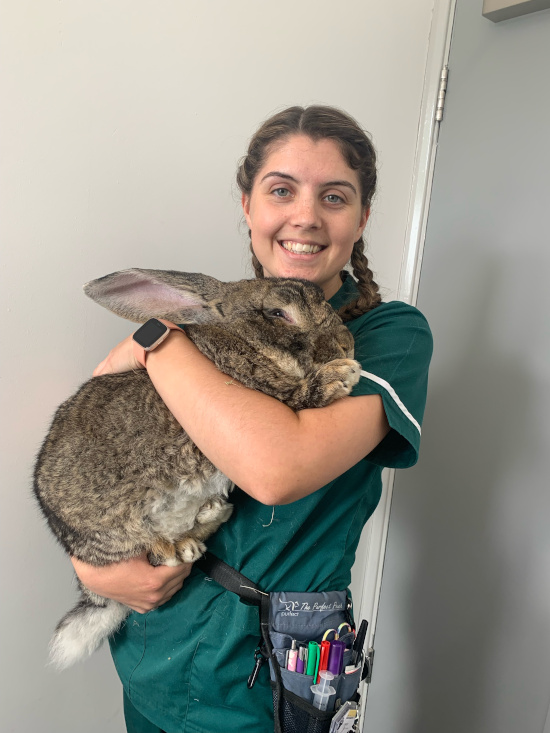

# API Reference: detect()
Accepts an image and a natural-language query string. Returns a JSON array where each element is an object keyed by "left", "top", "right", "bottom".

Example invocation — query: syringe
[{"left": 310, "top": 670, "right": 336, "bottom": 711}]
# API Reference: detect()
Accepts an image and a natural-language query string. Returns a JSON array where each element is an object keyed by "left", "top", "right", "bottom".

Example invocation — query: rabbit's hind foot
[
  {"left": 175, "top": 537, "right": 207, "bottom": 563},
  {"left": 148, "top": 538, "right": 180, "bottom": 567},
  {"left": 148, "top": 536, "right": 206, "bottom": 565},
  {"left": 196, "top": 497, "right": 233, "bottom": 526}
]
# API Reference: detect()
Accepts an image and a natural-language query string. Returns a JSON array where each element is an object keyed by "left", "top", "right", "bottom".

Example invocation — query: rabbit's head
[{"left": 84, "top": 268, "right": 354, "bottom": 369}]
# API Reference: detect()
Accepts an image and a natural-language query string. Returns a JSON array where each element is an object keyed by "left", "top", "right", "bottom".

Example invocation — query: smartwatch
[{"left": 132, "top": 318, "right": 184, "bottom": 368}]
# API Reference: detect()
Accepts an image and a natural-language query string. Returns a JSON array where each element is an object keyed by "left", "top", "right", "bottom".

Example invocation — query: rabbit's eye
[{"left": 264, "top": 308, "right": 294, "bottom": 324}]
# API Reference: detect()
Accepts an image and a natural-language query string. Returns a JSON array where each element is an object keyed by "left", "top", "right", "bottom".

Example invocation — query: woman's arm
[
  {"left": 94, "top": 329, "right": 390, "bottom": 505},
  {"left": 71, "top": 553, "right": 193, "bottom": 614},
  {"left": 148, "top": 332, "right": 388, "bottom": 503}
]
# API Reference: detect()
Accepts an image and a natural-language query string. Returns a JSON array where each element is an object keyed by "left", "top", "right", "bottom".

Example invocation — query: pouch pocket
[
  {"left": 276, "top": 667, "right": 318, "bottom": 704},
  {"left": 336, "top": 664, "right": 362, "bottom": 704},
  {"left": 271, "top": 682, "right": 334, "bottom": 733},
  {"left": 270, "top": 662, "right": 360, "bottom": 710}
]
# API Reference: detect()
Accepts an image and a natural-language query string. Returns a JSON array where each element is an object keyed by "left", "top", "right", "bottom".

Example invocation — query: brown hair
[{"left": 236, "top": 105, "right": 382, "bottom": 320}]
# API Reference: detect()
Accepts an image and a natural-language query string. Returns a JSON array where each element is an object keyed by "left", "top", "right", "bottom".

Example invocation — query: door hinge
[
  {"left": 363, "top": 647, "right": 375, "bottom": 684},
  {"left": 435, "top": 65, "right": 449, "bottom": 122}
]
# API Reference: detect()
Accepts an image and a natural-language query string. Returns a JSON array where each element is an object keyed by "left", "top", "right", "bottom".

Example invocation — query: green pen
[{"left": 306, "top": 641, "right": 319, "bottom": 677}]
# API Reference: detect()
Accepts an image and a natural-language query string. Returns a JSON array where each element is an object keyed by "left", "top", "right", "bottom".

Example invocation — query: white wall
[
  {"left": 0, "top": 2, "right": 436, "bottom": 730},
  {"left": 364, "top": 3, "right": 550, "bottom": 732}
]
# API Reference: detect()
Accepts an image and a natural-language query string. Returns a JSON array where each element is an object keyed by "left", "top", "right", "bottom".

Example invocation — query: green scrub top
[{"left": 109, "top": 274, "right": 433, "bottom": 733}]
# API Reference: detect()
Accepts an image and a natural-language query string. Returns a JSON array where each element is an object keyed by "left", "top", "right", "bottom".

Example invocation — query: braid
[{"left": 338, "top": 238, "right": 381, "bottom": 322}]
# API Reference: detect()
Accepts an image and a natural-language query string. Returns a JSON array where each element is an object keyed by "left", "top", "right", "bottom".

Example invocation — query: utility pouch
[{"left": 196, "top": 552, "right": 364, "bottom": 733}]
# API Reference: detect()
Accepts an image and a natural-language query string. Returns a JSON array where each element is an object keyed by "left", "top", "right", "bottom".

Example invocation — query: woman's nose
[{"left": 289, "top": 195, "right": 322, "bottom": 229}]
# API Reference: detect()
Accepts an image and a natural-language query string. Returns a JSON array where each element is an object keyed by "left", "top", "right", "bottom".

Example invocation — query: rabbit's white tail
[{"left": 49, "top": 598, "right": 129, "bottom": 670}]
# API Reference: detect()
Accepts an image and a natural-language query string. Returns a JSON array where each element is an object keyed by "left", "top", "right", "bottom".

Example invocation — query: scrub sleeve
[{"left": 109, "top": 274, "right": 433, "bottom": 733}]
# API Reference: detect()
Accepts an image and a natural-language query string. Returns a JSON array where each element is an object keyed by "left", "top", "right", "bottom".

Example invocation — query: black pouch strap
[
  {"left": 195, "top": 551, "right": 267, "bottom": 606},
  {"left": 195, "top": 552, "right": 284, "bottom": 732}
]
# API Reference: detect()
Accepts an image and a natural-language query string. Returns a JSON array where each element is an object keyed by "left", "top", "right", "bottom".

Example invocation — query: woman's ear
[
  {"left": 242, "top": 193, "right": 252, "bottom": 228},
  {"left": 356, "top": 206, "right": 371, "bottom": 240}
]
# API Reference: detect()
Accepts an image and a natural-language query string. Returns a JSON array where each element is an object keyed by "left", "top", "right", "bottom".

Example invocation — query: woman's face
[{"left": 242, "top": 135, "right": 369, "bottom": 300}]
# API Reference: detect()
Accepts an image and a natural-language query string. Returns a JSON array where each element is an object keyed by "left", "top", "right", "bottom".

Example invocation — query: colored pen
[
  {"left": 287, "top": 639, "right": 298, "bottom": 672},
  {"left": 306, "top": 642, "right": 319, "bottom": 676},
  {"left": 296, "top": 646, "right": 305, "bottom": 674},
  {"left": 316, "top": 640, "right": 331, "bottom": 683},
  {"left": 327, "top": 640, "right": 345, "bottom": 675}
]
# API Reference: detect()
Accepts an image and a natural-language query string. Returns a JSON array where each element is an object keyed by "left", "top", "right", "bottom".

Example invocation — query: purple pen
[{"left": 327, "top": 640, "right": 345, "bottom": 675}]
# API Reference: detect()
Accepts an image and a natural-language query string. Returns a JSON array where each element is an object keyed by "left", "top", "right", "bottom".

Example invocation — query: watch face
[{"left": 133, "top": 319, "right": 168, "bottom": 349}]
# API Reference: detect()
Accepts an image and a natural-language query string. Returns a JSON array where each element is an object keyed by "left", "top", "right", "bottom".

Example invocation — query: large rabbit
[{"left": 34, "top": 268, "right": 360, "bottom": 669}]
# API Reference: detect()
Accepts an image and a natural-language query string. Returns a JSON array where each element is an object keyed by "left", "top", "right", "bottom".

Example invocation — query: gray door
[{"left": 363, "top": 2, "right": 550, "bottom": 732}]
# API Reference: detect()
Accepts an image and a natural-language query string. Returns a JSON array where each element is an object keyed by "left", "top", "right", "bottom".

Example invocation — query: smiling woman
[
  {"left": 70, "top": 105, "right": 432, "bottom": 733},
  {"left": 238, "top": 106, "right": 381, "bottom": 321},
  {"left": 242, "top": 136, "right": 369, "bottom": 299}
]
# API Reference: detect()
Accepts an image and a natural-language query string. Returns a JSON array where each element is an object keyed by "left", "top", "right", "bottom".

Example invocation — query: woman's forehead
[{"left": 258, "top": 134, "right": 358, "bottom": 186}]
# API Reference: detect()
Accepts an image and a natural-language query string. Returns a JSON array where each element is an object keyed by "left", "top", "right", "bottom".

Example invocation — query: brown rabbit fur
[{"left": 33, "top": 268, "right": 360, "bottom": 669}]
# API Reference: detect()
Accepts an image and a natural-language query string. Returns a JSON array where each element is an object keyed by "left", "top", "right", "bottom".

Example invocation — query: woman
[{"left": 72, "top": 105, "right": 432, "bottom": 732}]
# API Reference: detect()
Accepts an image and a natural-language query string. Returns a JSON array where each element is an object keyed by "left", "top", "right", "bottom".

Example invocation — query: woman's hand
[
  {"left": 93, "top": 333, "right": 142, "bottom": 377},
  {"left": 71, "top": 553, "right": 193, "bottom": 614}
]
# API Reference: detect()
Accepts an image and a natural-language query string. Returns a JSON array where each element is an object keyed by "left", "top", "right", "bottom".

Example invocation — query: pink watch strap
[{"left": 133, "top": 319, "right": 184, "bottom": 368}]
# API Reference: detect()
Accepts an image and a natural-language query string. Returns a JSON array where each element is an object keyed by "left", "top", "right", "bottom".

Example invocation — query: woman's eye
[
  {"left": 272, "top": 187, "right": 291, "bottom": 198},
  {"left": 325, "top": 193, "right": 344, "bottom": 204}
]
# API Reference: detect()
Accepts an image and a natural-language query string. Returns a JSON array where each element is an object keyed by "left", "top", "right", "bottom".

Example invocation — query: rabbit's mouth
[{"left": 279, "top": 240, "right": 326, "bottom": 255}]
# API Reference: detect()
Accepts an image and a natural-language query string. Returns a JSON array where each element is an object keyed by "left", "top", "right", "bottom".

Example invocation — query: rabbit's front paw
[
  {"left": 317, "top": 358, "right": 361, "bottom": 402},
  {"left": 292, "top": 359, "right": 361, "bottom": 409}
]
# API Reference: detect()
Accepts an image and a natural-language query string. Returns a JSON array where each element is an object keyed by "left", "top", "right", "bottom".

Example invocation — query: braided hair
[{"left": 237, "top": 105, "right": 381, "bottom": 321}]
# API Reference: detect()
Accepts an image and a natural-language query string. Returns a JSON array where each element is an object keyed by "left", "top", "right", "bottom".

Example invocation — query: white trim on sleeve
[{"left": 360, "top": 370, "right": 422, "bottom": 436}]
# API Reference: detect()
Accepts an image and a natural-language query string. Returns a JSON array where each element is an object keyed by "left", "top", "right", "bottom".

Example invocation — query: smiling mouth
[{"left": 279, "top": 240, "right": 325, "bottom": 255}]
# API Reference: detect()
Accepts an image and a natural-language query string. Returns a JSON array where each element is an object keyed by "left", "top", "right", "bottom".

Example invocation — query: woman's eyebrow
[
  {"left": 260, "top": 171, "right": 297, "bottom": 183},
  {"left": 324, "top": 180, "right": 358, "bottom": 195},
  {"left": 260, "top": 171, "right": 358, "bottom": 195}
]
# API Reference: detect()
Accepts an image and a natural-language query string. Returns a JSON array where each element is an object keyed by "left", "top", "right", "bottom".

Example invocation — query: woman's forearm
[{"left": 145, "top": 332, "right": 389, "bottom": 504}]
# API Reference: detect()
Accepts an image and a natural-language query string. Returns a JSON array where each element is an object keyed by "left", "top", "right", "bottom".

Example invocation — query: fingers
[
  {"left": 92, "top": 356, "right": 110, "bottom": 377},
  {"left": 129, "top": 562, "right": 193, "bottom": 614},
  {"left": 93, "top": 335, "right": 142, "bottom": 376},
  {"left": 70, "top": 553, "right": 194, "bottom": 614}
]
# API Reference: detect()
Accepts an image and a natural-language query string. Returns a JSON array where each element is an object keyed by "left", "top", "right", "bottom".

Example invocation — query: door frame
[{"left": 353, "top": 0, "right": 458, "bottom": 725}]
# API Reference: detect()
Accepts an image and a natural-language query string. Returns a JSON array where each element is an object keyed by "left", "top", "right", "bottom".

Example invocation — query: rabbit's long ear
[{"left": 83, "top": 268, "right": 226, "bottom": 324}]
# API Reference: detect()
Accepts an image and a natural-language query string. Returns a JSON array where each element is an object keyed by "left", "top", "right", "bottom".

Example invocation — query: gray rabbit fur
[{"left": 33, "top": 268, "right": 360, "bottom": 669}]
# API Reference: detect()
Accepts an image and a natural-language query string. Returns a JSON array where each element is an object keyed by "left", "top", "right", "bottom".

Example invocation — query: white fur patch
[
  {"left": 162, "top": 556, "right": 181, "bottom": 567},
  {"left": 147, "top": 471, "right": 231, "bottom": 541},
  {"left": 49, "top": 600, "right": 129, "bottom": 670}
]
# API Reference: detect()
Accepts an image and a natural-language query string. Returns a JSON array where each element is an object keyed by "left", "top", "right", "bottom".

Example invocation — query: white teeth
[{"left": 281, "top": 241, "right": 323, "bottom": 254}]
